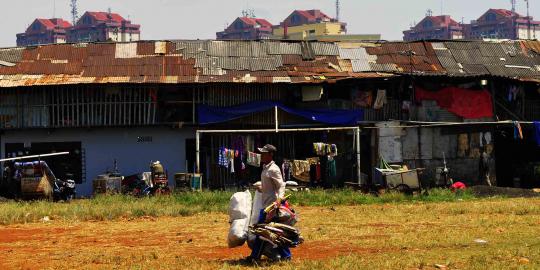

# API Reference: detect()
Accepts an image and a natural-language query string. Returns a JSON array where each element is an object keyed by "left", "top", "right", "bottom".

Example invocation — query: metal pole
[
  {"left": 0, "top": 152, "right": 70, "bottom": 162},
  {"left": 195, "top": 131, "right": 200, "bottom": 174},
  {"left": 527, "top": 0, "right": 531, "bottom": 40},
  {"left": 197, "top": 126, "right": 360, "bottom": 134},
  {"left": 274, "top": 106, "right": 279, "bottom": 133},
  {"left": 195, "top": 131, "right": 201, "bottom": 191},
  {"left": 355, "top": 127, "right": 362, "bottom": 185}
]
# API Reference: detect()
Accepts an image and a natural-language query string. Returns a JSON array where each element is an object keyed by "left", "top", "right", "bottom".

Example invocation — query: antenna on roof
[
  {"left": 70, "top": 0, "right": 79, "bottom": 25},
  {"left": 107, "top": 7, "right": 113, "bottom": 21},
  {"left": 53, "top": 0, "right": 56, "bottom": 18},
  {"left": 525, "top": 0, "right": 531, "bottom": 39},
  {"left": 336, "top": 0, "right": 340, "bottom": 21},
  {"left": 511, "top": 0, "right": 517, "bottom": 13},
  {"left": 440, "top": 0, "right": 444, "bottom": 15},
  {"left": 426, "top": 9, "right": 433, "bottom": 17},
  {"left": 241, "top": 8, "right": 256, "bottom": 18}
]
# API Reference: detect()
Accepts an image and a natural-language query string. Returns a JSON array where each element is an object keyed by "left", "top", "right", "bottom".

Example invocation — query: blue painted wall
[{"left": 0, "top": 127, "right": 195, "bottom": 196}]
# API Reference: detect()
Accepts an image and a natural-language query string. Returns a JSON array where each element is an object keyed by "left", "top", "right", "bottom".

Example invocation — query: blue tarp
[{"left": 198, "top": 101, "right": 363, "bottom": 125}]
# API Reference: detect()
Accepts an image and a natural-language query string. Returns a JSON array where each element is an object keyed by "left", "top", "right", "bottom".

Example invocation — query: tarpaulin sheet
[
  {"left": 415, "top": 87, "right": 493, "bottom": 119},
  {"left": 198, "top": 101, "right": 363, "bottom": 125}
]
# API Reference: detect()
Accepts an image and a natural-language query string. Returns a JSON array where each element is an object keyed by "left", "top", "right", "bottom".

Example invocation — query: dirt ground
[
  {"left": 469, "top": 186, "right": 540, "bottom": 198},
  {"left": 1, "top": 199, "right": 540, "bottom": 270}
]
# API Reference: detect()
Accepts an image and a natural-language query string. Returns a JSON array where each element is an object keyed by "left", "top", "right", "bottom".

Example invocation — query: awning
[{"left": 198, "top": 101, "right": 364, "bottom": 126}]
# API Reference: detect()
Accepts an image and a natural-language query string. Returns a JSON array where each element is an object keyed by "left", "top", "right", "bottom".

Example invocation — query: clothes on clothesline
[
  {"left": 282, "top": 160, "right": 293, "bottom": 182},
  {"left": 313, "top": 143, "right": 338, "bottom": 156},
  {"left": 291, "top": 158, "right": 319, "bottom": 183},
  {"left": 373, "top": 89, "right": 387, "bottom": 109},
  {"left": 218, "top": 147, "right": 240, "bottom": 173},
  {"left": 327, "top": 158, "right": 337, "bottom": 178},
  {"left": 508, "top": 86, "right": 521, "bottom": 102},
  {"left": 246, "top": 151, "right": 261, "bottom": 167},
  {"left": 513, "top": 121, "right": 524, "bottom": 140}
]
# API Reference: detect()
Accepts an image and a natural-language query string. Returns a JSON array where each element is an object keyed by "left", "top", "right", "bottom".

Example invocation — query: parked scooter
[
  {"left": 440, "top": 152, "right": 452, "bottom": 187},
  {"left": 150, "top": 161, "right": 171, "bottom": 195},
  {"left": 53, "top": 176, "right": 76, "bottom": 202}
]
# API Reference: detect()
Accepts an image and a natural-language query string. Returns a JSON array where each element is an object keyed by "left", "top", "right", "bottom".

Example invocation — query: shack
[{"left": 0, "top": 39, "right": 539, "bottom": 195}]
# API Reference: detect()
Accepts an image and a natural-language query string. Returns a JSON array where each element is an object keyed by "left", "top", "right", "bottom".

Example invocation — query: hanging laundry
[
  {"left": 230, "top": 156, "right": 235, "bottom": 173},
  {"left": 246, "top": 151, "right": 261, "bottom": 167},
  {"left": 327, "top": 158, "right": 337, "bottom": 178},
  {"left": 292, "top": 160, "right": 311, "bottom": 183},
  {"left": 513, "top": 121, "right": 524, "bottom": 140},
  {"left": 330, "top": 144, "right": 338, "bottom": 156},
  {"left": 313, "top": 143, "right": 338, "bottom": 156},
  {"left": 306, "top": 157, "right": 320, "bottom": 165},
  {"left": 218, "top": 147, "right": 229, "bottom": 168},
  {"left": 282, "top": 160, "right": 292, "bottom": 182},
  {"left": 373, "top": 89, "right": 387, "bottom": 109},
  {"left": 352, "top": 90, "right": 373, "bottom": 108},
  {"left": 415, "top": 87, "right": 493, "bottom": 119}
]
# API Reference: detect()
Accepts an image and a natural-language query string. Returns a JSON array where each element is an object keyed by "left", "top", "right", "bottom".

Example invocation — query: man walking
[
  {"left": 247, "top": 144, "right": 290, "bottom": 262},
  {"left": 258, "top": 144, "right": 286, "bottom": 207}
]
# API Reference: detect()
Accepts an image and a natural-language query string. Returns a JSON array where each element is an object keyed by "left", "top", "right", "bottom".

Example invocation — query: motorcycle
[{"left": 53, "top": 178, "right": 76, "bottom": 202}]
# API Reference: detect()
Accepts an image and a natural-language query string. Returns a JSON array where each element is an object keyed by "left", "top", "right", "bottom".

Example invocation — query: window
[
  {"left": 423, "top": 20, "right": 433, "bottom": 28},
  {"left": 235, "top": 21, "right": 244, "bottom": 30},
  {"left": 83, "top": 16, "right": 92, "bottom": 25},
  {"left": 291, "top": 14, "right": 300, "bottom": 24},
  {"left": 486, "top": 13, "right": 497, "bottom": 22},
  {"left": 32, "top": 23, "right": 41, "bottom": 31}
]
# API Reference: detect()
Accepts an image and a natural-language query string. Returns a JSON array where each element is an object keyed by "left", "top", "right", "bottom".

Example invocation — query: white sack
[
  {"left": 228, "top": 218, "right": 249, "bottom": 248},
  {"left": 249, "top": 191, "right": 263, "bottom": 226},
  {"left": 228, "top": 190, "right": 252, "bottom": 222}
]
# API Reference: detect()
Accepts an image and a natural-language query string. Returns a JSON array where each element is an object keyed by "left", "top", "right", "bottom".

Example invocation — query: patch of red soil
[
  {"left": 0, "top": 227, "right": 67, "bottom": 243},
  {"left": 294, "top": 240, "right": 390, "bottom": 260},
  {"left": 186, "top": 240, "right": 389, "bottom": 261}
]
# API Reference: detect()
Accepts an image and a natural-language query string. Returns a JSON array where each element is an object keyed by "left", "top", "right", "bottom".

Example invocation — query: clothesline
[{"left": 361, "top": 120, "right": 536, "bottom": 129}]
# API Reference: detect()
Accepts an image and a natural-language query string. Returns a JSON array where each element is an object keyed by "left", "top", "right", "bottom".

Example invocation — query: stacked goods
[
  {"left": 249, "top": 195, "right": 303, "bottom": 250},
  {"left": 227, "top": 190, "right": 252, "bottom": 248},
  {"left": 16, "top": 161, "right": 56, "bottom": 199}
]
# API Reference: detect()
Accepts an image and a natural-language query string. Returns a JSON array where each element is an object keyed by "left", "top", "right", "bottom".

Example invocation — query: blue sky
[{"left": 1, "top": 0, "right": 538, "bottom": 47}]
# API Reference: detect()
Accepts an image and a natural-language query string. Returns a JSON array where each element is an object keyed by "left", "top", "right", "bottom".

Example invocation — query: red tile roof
[
  {"left": 238, "top": 17, "right": 273, "bottom": 28},
  {"left": 87, "top": 11, "right": 126, "bottom": 23},
  {"left": 491, "top": 9, "right": 518, "bottom": 17},
  {"left": 429, "top": 16, "right": 459, "bottom": 26},
  {"left": 295, "top": 9, "right": 332, "bottom": 21},
  {"left": 50, "top": 18, "right": 72, "bottom": 28},
  {"left": 36, "top": 18, "right": 72, "bottom": 30}
]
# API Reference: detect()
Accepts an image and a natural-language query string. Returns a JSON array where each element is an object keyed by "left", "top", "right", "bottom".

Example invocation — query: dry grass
[
  {"left": 1, "top": 198, "right": 539, "bottom": 269},
  {"left": 0, "top": 189, "right": 474, "bottom": 225}
]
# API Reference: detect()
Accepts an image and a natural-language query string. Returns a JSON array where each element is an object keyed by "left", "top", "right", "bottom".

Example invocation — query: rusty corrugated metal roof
[
  {"left": 437, "top": 40, "right": 540, "bottom": 79},
  {"left": 2, "top": 39, "right": 539, "bottom": 88},
  {"left": 0, "top": 40, "right": 397, "bottom": 87}
]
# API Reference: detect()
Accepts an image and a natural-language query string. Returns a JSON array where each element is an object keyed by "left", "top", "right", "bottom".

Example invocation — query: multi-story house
[
  {"left": 464, "top": 9, "right": 540, "bottom": 40},
  {"left": 217, "top": 17, "right": 273, "bottom": 40},
  {"left": 67, "top": 11, "right": 141, "bottom": 43},
  {"left": 403, "top": 15, "right": 464, "bottom": 41},
  {"left": 273, "top": 10, "right": 347, "bottom": 40},
  {"left": 16, "top": 18, "right": 72, "bottom": 46}
]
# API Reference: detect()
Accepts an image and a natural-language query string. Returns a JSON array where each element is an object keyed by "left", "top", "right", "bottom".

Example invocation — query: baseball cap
[{"left": 258, "top": 144, "right": 277, "bottom": 153}]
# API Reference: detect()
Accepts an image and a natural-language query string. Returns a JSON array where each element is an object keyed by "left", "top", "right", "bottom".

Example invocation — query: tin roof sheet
[
  {"left": 3, "top": 39, "right": 540, "bottom": 87},
  {"left": 311, "top": 42, "right": 339, "bottom": 56}
]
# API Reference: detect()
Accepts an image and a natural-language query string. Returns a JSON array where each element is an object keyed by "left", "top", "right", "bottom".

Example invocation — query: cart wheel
[{"left": 396, "top": 184, "right": 412, "bottom": 195}]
